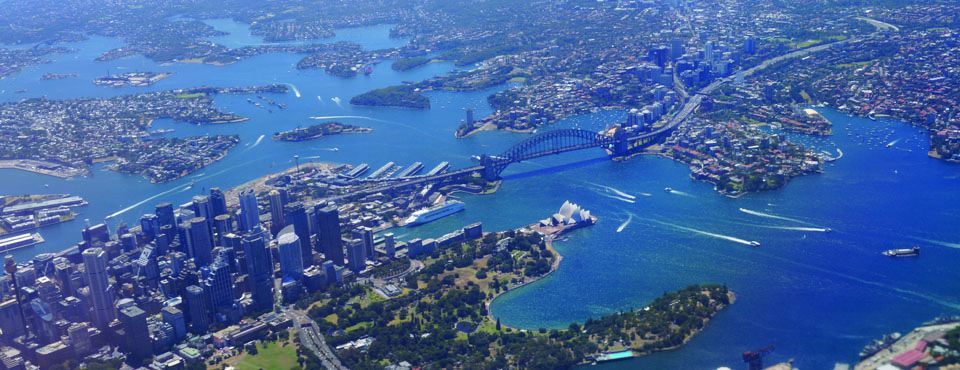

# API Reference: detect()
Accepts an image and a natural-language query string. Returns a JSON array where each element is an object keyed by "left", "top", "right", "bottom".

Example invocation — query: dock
[
  {"left": 395, "top": 162, "right": 423, "bottom": 178},
  {"left": 342, "top": 163, "right": 369, "bottom": 178},
  {"left": 367, "top": 162, "right": 395, "bottom": 179},
  {"left": 425, "top": 161, "right": 450, "bottom": 176},
  {"left": 0, "top": 233, "right": 45, "bottom": 253}
]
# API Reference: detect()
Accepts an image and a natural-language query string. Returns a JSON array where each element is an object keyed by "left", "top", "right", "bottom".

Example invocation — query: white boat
[
  {"left": 405, "top": 200, "right": 465, "bottom": 227},
  {"left": 664, "top": 187, "right": 673, "bottom": 193},
  {"left": 749, "top": 241, "right": 760, "bottom": 246}
]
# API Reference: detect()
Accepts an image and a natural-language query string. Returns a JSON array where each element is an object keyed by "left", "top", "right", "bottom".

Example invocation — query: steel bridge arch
[{"left": 484, "top": 128, "right": 614, "bottom": 178}]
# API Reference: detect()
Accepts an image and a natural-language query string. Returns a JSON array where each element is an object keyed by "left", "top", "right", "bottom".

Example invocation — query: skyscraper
[
  {"left": 120, "top": 305, "right": 151, "bottom": 361},
  {"left": 277, "top": 225, "right": 304, "bottom": 280},
  {"left": 81, "top": 223, "right": 110, "bottom": 249},
  {"left": 671, "top": 38, "right": 684, "bottom": 60},
  {"left": 192, "top": 195, "right": 212, "bottom": 221},
  {"left": 268, "top": 190, "right": 286, "bottom": 234},
  {"left": 139, "top": 214, "right": 159, "bottom": 240},
  {"left": 155, "top": 202, "right": 176, "bottom": 229},
  {"left": 189, "top": 217, "right": 213, "bottom": 266},
  {"left": 242, "top": 231, "right": 274, "bottom": 313},
  {"left": 68, "top": 322, "right": 92, "bottom": 357},
  {"left": 347, "top": 239, "right": 366, "bottom": 273},
  {"left": 82, "top": 247, "right": 116, "bottom": 329},
  {"left": 204, "top": 250, "right": 234, "bottom": 309},
  {"left": 314, "top": 204, "right": 343, "bottom": 266},
  {"left": 705, "top": 40, "right": 715, "bottom": 62},
  {"left": 284, "top": 202, "right": 312, "bottom": 267},
  {"left": 161, "top": 306, "right": 186, "bottom": 342},
  {"left": 214, "top": 214, "right": 233, "bottom": 242},
  {"left": 384, "top": 232, "right": 396, "bottom": 259},
  {"left": 743, "top": 36, "right": 757, "bottom": 55},
  {"left": 238, "top": 189, "right": 260, "bottom": 232},
  {"left": 209, "top": 187, "right": 227, "bottom": 217},
  {"left": 185, "top": 285, "right": 209, "bottom": 334},
  {"left": 353, "top": 226, "right": 374, "bottom": 260},
  {"left": 0, "top": 299, "right": 26, "bottom": 339}
]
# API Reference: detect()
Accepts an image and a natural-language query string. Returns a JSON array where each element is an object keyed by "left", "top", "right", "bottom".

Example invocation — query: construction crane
[{"left": 742, "top": 345, "right": 775, "bottom": 370}]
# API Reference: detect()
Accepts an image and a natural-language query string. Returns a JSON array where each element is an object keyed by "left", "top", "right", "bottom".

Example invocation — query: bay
[{"left": 1, "top": 21, "right": 959, "bottom": 370}]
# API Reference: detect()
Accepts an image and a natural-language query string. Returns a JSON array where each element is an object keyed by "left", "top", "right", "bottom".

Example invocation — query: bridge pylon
[{"left": 481, "top": 155, "right": 499, "bottom": 181}]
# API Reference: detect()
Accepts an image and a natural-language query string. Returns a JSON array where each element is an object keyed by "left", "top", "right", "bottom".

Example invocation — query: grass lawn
[
  {"left": 175, "top": 92, "right": 206, "bottom": 98},
  {"left": 234, "top": 340, "right": 297, "bottom": 370},
  {"left": 346, "top": 321, "right": 373, "bottom": 332},
  {"left": 324, "top": 313, "right": 338, "bottom": 325}
]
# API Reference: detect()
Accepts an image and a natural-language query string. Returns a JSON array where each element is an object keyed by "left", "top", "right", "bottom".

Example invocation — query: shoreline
[
  {"left": 484, "top": 234, "right": 564, "bottom": 332},
  {"left": 0, "top": 159, "right": 88, "bottom": 179},
  {"left": 221, "top": 162, "right": 338, "bottom": 207}
]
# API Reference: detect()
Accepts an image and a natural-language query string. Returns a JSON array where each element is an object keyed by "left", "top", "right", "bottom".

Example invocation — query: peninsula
[
  {"left": 0, "top": 85, "right": 285, "bottom": 183},
  {"left": 93, "top": 71, "right": 174, "bottom": 88}
]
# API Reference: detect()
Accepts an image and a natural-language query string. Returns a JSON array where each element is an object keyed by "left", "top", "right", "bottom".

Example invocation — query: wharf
[
  {"left": 0, "top": 233, "right": 44, "bottom": 253},
  {"left": 855, "top": 322, "right": 960, "bottom": 370}
]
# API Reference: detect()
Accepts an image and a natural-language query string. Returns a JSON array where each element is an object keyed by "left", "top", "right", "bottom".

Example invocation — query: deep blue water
[{"left": 2, "top": 23, "right": 959, "bottom": 369}]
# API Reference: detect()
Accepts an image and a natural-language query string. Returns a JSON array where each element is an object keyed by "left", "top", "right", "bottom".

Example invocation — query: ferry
[
  {"left": 883, "top": 246, "right": 919, "bottom": 257},
  {"left": 404, "top": 200, "right": 465, "bottom": 227},
  {"left": 824, "top": 228, "right": 832, "bottom": 233},
  {"left": 749, "top": 241, "right": 761, "bottom": 246}
]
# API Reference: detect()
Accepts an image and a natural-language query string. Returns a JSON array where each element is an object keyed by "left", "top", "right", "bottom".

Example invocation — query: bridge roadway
[{"left": 315, "top": 33, "right": 870, "bottom": 204}]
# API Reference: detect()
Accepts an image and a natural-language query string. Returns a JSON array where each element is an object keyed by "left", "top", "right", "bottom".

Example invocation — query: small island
[
  {"left": 93, "top": 71, "right": 174, "bottom": 88},
  {"left": 40, "top": 73, "right": 78, "bottom": 80},
  {"left": 272, "top": 121, "right": 371, "bottom": 142},
  {"left": 349, "top": 84, "right": 430, "bottom": 109}
]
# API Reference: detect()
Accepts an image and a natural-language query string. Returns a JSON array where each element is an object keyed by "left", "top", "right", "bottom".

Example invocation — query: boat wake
[
  {"left": 598, "top": 192, "right": 635, "bottom": 204},
  {"left": 107, "top": 183, "right": 190, "bottom": 219},
  {"left": 284, "top": 83, "right": 300, "bottom": 98},
  {"left": 617, "top": 213, "right": 633, "bottom": 233},
  {"left": 762, "top": 248, "right": 960, "bottom": 311},
  {"left": 752, "top": 225, "right": 830, "bottom": 232},
  {"left": 586, "top": 182, "right": 637, "bottom": 199},
  {"left": 652, "top": 219, "right": 753, "bottom": 246},
  {"left": 669, "top": 190, "right": 693, "bottom": 197},
  {"left": 244, "top": 134, "right": 265, "bottom": 152},
  {"left": 909, "top": 236, "right": 960, "bottom": 250},
  {"left": 886, "top": 138, "right": 900, "bottom": 147},
  {"left": 331, "top": 96, "right": 342, "bottom": 107},
  {"left": 739, "top": 208, "right": 812, "bottom": 225}
]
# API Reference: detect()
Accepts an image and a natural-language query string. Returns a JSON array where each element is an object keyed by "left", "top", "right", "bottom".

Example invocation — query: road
[
  {"left": 634, "top": 33, "right": 871, "bottom": 143},
  {"left": 288, "top": 309, "right": 349, "bottom": 370}
]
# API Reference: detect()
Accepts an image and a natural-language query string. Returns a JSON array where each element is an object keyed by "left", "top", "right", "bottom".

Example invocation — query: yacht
[{"left": 749, "top": 241, "right": 761, "bottom": 246}]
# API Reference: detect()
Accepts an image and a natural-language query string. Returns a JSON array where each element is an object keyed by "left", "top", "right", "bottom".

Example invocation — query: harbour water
[{"left": 2, "top": 23, "right": 960, "bottom": 369}]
